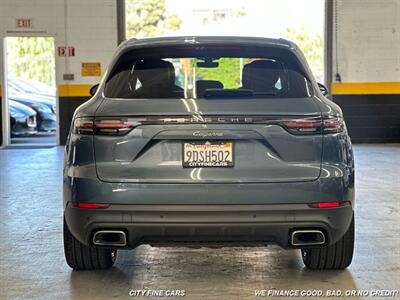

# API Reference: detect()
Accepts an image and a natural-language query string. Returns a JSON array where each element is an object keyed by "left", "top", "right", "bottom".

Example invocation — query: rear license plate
[{"left": 182, "top": 141, "right": 234, "bottom": 167}]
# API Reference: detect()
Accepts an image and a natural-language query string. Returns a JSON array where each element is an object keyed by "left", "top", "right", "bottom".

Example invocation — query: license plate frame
[{"left": 182, "top": 141, "right": 234, "bottom": 168}]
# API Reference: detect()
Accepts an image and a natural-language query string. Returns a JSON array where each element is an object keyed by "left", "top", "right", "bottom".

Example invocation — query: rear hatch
[{"left": 93, "top": 97, "right": 322, "bottom": 183}]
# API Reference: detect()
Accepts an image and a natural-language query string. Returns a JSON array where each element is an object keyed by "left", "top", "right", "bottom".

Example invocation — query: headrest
[
  {"left": 134, "top": 59, "right": 175, "bottom": 86},
  {"left": 196, "top": 80, "right": 223, "bottom": 98},
  {"left": 242, "top": 60, "right": 281, "bottom": 92}
]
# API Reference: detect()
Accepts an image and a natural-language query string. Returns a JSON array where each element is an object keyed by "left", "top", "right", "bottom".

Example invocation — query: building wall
[
  {"left": 331, "top": 0, "right": 400, "bottom": 143},
  {"left": 1, "top": 0, "right": 399, "bottom": 145},
  {"left": 0, "top": 0, "right": 118, "bottom": 145}
]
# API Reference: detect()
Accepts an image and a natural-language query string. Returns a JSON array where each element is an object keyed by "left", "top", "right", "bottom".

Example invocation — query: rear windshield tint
[{"left": 104, "top": 45, "right": 313, "bottom": 99}]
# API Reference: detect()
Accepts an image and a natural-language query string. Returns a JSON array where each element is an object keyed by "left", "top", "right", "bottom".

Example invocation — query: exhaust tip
[
  {"left": 93, "top": 230, "right": 127, "bottom": 247},
  {"left": 291, "top": 230, "right": 325, "bottom": 246}
]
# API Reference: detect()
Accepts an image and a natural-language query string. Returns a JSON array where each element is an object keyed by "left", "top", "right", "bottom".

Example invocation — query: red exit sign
[
  {"left": 58, "top": 46, "right": 75, "bottom": 57},
  {"left": 16, "top": 18, "right": 32, "bottom": 28}
]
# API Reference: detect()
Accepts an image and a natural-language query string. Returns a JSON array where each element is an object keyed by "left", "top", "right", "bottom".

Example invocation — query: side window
[
  {"left": 135, "top": 79, "right": 142, "bottom": 90},
  {"left": 275, "top": 77, "right": 282, "bottom": 90}
]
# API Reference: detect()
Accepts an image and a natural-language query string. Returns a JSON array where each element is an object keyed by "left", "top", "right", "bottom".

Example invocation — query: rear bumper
[
  {"left": 64, "top": 160, "right": 355, "bottom": 248},
  {"left": 64, "top": 202, "right": 354, "bottom": 249}
]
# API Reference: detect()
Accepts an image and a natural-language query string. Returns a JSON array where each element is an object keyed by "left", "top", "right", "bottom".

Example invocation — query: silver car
[{"left": 63, "top": 36, "right": 355, "bottom": 271}]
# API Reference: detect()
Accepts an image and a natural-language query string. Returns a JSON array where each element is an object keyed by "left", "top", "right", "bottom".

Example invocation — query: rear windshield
[{"left": 105, "top": 45, "right": 313, "bottom": 99}]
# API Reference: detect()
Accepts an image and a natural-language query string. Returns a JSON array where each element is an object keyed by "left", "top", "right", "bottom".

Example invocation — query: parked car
[
  {"left": 63, "top": 37, "right": 355, "bottom": 271},
  {"left": 8, "top": 89, "right": 56, "bottom": 132},
  {"left": 9, "top": 100, "right": 37, "bottom": 136},
  {"left": 8, "top": 78, "right": 56, "bottom": 98}
]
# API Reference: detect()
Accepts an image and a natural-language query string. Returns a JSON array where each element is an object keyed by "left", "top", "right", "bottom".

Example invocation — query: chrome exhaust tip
[
  {"left": 291, "top": 230, "right": 325, "bottom": 246},
  {"left": 93, "top": 230, "right": 127, "bottom": 247}
]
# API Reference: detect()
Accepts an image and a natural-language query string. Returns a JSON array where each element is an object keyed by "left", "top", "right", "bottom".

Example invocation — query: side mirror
[
  {"left": 89, "top": 84, "right": 99, "bottom": 96},
  {"left": 317, "top": 82, "right": 329, "bottom": 96}
]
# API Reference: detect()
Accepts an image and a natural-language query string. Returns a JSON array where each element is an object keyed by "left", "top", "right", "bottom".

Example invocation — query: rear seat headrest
[
  {"left": 134, "top": 59, "right": 175, "bottom": 86},
  {"left": 196, "top": 80, "right": 224, "bottom": 97},
  {"left": 242, "top": 60, "right": 281, "bottom": 92}
]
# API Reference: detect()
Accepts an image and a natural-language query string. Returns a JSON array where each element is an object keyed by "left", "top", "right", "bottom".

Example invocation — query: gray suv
[{"left": 63, "top": 36, "right": 355, "bottom": 271}]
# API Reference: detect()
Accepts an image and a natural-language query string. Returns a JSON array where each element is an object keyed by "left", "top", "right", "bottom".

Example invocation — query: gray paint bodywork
[{"left": 63, "top": 36, "right": 354, "bottom": 248}]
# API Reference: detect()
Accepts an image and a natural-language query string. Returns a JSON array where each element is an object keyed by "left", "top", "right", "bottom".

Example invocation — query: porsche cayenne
[{"left": 63, "top": 36, "right": 355, "bottom": 271}]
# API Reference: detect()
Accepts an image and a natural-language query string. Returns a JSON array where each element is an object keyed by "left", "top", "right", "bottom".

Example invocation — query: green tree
[
  {"left": 196, "top": 58, "right": 250, "bottom": 89},
  {"left": 126, "top": 0, "right": 181, "bottom": 38},
  {"left": 7, "top": 37, "right": 55, "bottom": 84},
  {"left": 283, "top": 26, "right": 324, "bottom": 81}
]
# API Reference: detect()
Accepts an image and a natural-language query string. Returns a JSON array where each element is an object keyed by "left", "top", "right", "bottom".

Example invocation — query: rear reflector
[
  {"left": 308, "top": 201, "right": 350, "bottom": 208},
  {"left": 73, "top": 202, "right": 110, "bottom": 209}
]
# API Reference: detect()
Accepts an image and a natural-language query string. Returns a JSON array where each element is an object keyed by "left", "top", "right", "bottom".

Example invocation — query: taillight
[
  {"left": 73, "top": 202, "right": 110, "bottom": 209},
  {"left": 95, "top": 119, "right": 136, "bottom": 135},
  {"left": 282, "top": 118, "right": 322, "bottom": 134},
  {"left": 322, "top": 115, "right": 344, "bottom": 134},
  {"left": 73, "top": 117, "right": 143, "bottom": 135},
  {"left": 74, "top": 118, "right": 94, "bottom": 134},
  {"left": 308, "top": 201, "right": 350, "bottom": 208},
  {"left": 282, "top": 115, "right": 344, "bottom": 135},
  {"left": 73, "top": 115, "right": 345, "bottom": 136}
]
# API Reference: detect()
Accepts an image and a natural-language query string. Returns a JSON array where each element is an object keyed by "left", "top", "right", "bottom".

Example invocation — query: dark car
[
  {"left": 63, "top": 36, "right": 355, "bottom": 271},
  {"left": 8, "top": 91, "right": 56, "bottom": 132},
  {"left": 9, "top": 100, "right": 37, "bottom": 136}
]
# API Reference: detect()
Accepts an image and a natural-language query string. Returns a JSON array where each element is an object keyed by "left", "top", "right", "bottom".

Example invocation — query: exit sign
[
  {"left": 58, "top": 46, "right": 75, "bottom": 57},
  {"left": 16, "top": 18, "right": 32, "bottom": 28}
]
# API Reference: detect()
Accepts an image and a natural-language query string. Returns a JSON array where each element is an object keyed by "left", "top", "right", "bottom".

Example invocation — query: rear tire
[
  {"left": 301, "top": 215, "right": 354, "bottom": 270},
  {"left": 63, "top": 219, "right": 117, "bottom": 270}
]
